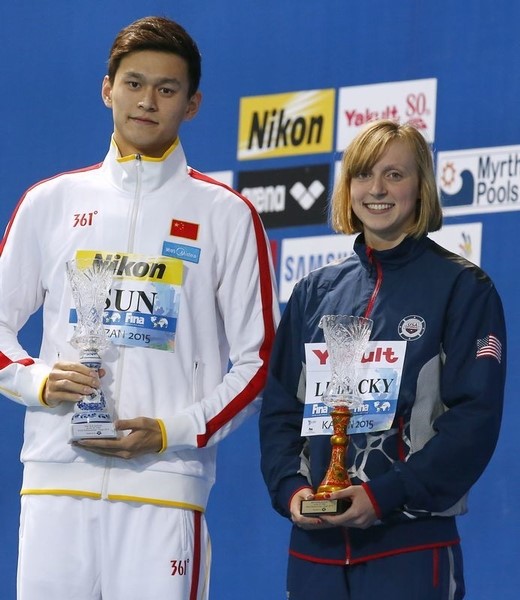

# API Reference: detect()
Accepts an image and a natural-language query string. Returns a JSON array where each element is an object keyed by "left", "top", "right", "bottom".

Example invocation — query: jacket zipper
[
  {"left": 192, "top": 361, "right": 200, "bottom": 403},
  {"left": 102, "top": 153, "right": 143, "bottom": 500},
  {"left": 127, "top": 154, "right": 142, "bottom": 253},
  {"left": 343, "top": 527, "right": 352, "bottom": 565},
  {"left": 363, "top": 247, "right": 383, "bottom": 319},
  {"left": 337, "top": 248, "right": 381, "bottom": 561}
]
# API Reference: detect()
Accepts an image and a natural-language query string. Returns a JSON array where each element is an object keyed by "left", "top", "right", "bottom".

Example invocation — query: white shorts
[{"left": 17, "top": 495, "right": 211, "bottom": 600}]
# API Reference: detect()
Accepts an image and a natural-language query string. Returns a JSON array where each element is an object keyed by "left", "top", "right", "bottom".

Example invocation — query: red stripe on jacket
[
  {"left": 0, "top": 352, "right": 35, "bottom": 370},
  {"left": 189, "top": 169, "right": 276, "bottom": 448}
]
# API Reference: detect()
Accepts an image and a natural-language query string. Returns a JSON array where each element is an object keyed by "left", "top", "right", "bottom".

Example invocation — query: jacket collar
[
  {"left": 355, "top": 233, "right": 430, "bottom": 270},
  {"left": 100, "top": 136, "right": 189, "bottom": 193}
]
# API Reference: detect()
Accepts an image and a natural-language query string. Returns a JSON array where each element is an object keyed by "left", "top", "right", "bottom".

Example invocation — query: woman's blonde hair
[{"left": 331, "top": 119, "right": 442, "bottom": 237}]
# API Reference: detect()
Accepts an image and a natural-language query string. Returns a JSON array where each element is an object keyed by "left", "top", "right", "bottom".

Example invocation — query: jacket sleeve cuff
[
  {"left": 160, "top": 414, "right": 195, "bottom": 450},
  {"left": 361, "top": 482, "right": 382, "bottom": 519},
  {"left": 18, "top": 363, "right": 52, "bottom": 407},
  {"left": 364, "top": 467, "right": 407, "bottom": 518},
  {"left": 277, "top": 475, "right": 313, "bottom": 518},
  {"left": 156, "top": 419, "right": 167, "bottom": 453}
]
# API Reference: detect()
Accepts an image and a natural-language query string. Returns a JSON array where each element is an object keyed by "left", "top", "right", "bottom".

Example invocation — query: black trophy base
[{"left": 300, "top": 497, "right": 351, "bottom": 517}]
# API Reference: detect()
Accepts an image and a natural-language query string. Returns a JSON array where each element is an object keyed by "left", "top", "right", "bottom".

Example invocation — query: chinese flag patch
[{"left": 170, "top": 219, "right": 199, "bottom": 240}]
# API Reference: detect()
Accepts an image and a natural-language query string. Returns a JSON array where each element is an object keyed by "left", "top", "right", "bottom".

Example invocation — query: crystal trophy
[
  {"left": 66, "top": 257, "right": 117, "bottom": 441},
  {"left": 301, "top": 315, "right": 373, "bottom": 517}
]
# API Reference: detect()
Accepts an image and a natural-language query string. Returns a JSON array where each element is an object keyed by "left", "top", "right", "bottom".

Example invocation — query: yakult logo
[
  {"left": 311, "top": 346, "right": 399, "bottom": 365},
  {"left": 336, "top": 78, "right": 437, "bottom": 150}
]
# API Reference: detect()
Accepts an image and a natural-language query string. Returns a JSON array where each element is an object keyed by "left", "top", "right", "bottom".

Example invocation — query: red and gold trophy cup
[{"left": 301, "top": 315, "right": 373, "bottom": 517}]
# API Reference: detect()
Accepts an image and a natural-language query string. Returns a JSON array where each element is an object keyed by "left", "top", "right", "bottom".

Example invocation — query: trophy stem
[
  {"left": 79, "top": 348, "right": 102, "bottom": 370},
  {"left": 314, "top": 406, "right": 352, "bottom": 497}
]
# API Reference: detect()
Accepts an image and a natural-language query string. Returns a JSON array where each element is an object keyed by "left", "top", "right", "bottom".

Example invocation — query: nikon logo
[
  {"left": 74, "top": 250, "right": 183, "bottom": 286},
  {"left": 95, "top": 253, "right": 167, "bottom": 280},
  {"left": 248, "top": 110, "right": 323, "bottom": 150},
  {"left": 238, "top": 89, "right": 335, "bottom": 160}
]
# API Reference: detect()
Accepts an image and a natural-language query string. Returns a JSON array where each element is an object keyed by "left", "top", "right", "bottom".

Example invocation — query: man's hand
[
  {"left": 74, "top": 417, "right": 163, "bottom": 459},
  {"left": 43, "top": 361, "right": 102, "bottom": 407}
]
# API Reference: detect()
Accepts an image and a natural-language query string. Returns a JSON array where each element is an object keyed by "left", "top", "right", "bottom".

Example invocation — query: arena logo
[
  {"left": 336, "top": 78, "right": 437, "bottom": 149},
  {"left": 237, "top": 89, "right": 335, "bottom": 160},
  {"left": 437, "top": 145, "right": 520, "bottom": 215},
  {"left": 289, "top": 180, "right": 325, "bottom": 210},
  {"left": 238, "top": 164, "right": 330, "bottom": 229},
  {"left": 240, "top": 180, "right": 325, "bottom": 214}
]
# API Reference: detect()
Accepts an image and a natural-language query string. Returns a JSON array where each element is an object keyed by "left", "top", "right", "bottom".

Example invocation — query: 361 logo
[
  {"left": 73, "top": 211, "right": 98, "bottom": 227},
  {"left": 171, "top": 558, "right": 190, "bottom": 576}
]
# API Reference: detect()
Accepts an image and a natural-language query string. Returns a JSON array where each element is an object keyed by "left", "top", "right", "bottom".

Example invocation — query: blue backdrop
[{"left": 1, "top": 1, "right": 518, "bottom": 598}]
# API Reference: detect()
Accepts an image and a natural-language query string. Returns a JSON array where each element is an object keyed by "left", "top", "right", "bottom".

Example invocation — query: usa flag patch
[{"left": 476, "top": 334, "right": 502, "bottom": 364}]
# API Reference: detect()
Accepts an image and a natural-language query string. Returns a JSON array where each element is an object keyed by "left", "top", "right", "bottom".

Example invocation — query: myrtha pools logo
[{"left": 437, "top": 145, "right": 520, "bottom": 215}]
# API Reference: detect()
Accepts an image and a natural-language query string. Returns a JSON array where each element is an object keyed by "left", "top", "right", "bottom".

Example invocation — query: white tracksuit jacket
[{"left": 0, "top": 138, "right": 278, "bottom": 511}]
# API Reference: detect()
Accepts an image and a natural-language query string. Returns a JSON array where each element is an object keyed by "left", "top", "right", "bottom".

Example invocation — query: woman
[{"left": 259, "top": 120, "right": 506, "bottom": 599}]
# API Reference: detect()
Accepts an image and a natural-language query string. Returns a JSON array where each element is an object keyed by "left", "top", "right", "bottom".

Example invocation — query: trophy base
[
  {"left": 71, "top": 420, "right": 117, "bottom": 441},
  {"left": 300, "top": 498, "right": 351, "bottom": 517}
]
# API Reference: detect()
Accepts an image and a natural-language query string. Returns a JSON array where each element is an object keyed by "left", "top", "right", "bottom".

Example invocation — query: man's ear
[
  {"left": 101, "top": 75, "right": 113, "bottom": 108},
  {"left": 184, "top": 91, "right": 202, "bottom": 121}
]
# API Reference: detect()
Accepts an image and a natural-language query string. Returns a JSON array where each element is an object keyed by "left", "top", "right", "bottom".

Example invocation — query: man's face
[{"left": 102, "top": 50, "right": 201, "bottom": 158}]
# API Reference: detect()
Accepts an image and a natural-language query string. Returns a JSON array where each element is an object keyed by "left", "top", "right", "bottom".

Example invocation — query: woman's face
[{"left": 350, "top": 139, "right": 420, "bottom": 250}]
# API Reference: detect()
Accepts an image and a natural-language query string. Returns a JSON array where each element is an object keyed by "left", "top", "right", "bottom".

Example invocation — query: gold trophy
[{"left": 301, "top": 315, "right": 373, "bottom": 517}]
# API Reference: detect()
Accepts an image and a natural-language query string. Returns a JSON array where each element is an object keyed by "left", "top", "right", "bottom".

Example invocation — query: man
[{"left": 0, "top": 16, "right": 278, "bottom": 600}]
